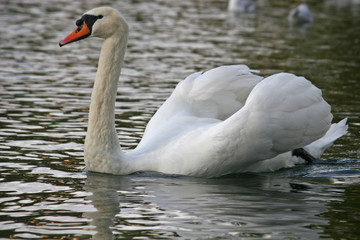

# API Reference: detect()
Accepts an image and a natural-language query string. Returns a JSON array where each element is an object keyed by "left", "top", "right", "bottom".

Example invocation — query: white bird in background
[
  {"left": 228, "top": 0, "right": 256, "bottom": 13},
  {"left": 59, "top": 7, "right": 347, "bottom": 178},
  {"left": 289, "top": 3, "right": 314, "bottom": 25}
]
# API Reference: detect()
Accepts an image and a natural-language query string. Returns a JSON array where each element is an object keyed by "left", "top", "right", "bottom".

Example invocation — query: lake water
[{"left": 1, "top": 0, "right": 360, "bottom": 239}]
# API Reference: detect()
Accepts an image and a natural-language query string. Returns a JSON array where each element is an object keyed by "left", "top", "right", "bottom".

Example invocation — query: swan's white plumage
[{"left": 60, "top": 7, "right": 347, "bottom": 177}]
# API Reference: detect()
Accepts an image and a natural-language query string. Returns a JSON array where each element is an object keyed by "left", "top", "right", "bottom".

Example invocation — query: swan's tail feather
[{"left": 304, "top": 118, "right": 348, "bottom": 158}]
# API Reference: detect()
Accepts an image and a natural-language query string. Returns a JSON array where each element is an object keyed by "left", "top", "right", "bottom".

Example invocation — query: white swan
[
  {"left": 59, "top": 7, "right": 347, "bottom": 177},
  {"left": 289, "top": 3, "right": 314, "bottom": 25},
  {"left": 228, "top": 0, "right": 256, "bottom": 13}
]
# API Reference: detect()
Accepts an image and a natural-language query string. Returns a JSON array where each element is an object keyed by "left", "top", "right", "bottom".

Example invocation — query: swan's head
[{"left": 59, "top": 7, "right": 128, "bottom": 47}]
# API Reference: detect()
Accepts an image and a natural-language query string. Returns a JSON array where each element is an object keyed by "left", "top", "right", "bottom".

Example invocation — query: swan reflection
[
  {"left": 83, "top": 173, "right": 125, "bottom": 240},
  {"left": 82, "top": 171, "right": 345, "bottom": 239}
]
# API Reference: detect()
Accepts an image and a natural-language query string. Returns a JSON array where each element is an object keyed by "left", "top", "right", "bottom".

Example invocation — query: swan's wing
[
  {"left": 133, "top": 70, "right": 334, "bottom": 177},
  {"left": 135, "top": 65, "right": 263, "bottom": 151},
  {"left": 212, "top": 72, "right": 333, "bottom": 168},
  {"left": 170, "top": 73, "right": 332, "bottom": 176},
  {"left": 145, "top": 65, "right": 262, "bottom": 130},
  {"left": 185, "top": 65, "right": 263, "bottom": 120}
]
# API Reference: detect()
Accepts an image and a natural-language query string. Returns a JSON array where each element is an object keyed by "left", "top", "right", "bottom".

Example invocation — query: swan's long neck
[{"left": 84, "top": 30, "right": 128, "bottom": 173}]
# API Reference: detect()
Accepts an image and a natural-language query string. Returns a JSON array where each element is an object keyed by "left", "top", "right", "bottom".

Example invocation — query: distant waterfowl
[
  {"left": 289, "top": 3, "right": 313, "bottom": 25},
  {"left": 228, "top": 0, "right": 256, "bottom": 13},
  {"left": 59, "top": 7, "right": 347, "bottom": 177}
]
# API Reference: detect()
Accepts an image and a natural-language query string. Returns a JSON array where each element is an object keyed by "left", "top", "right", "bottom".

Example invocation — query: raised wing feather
[
  {"left": 141, "top": 65, "right": 262, "bottom": 139},
  {"left": 186, "top": 65, "right": 263, "bottom": 120}
]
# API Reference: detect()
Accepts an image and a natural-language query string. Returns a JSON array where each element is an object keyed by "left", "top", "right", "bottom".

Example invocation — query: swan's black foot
[{"left": 292, "top": 148, "right": 317, "bottom": 164}]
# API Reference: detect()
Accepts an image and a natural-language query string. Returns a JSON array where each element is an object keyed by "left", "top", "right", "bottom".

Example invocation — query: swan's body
[
  {"left": 60, "top": 7, "right": 347, "bottom": 177},
  {"left": 289, "top": 3, "right": 313, "bottom": 25}
]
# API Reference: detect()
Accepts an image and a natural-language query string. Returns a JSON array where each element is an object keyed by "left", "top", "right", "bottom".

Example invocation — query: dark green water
[{"left": 0, "top": 0, "right": 359, "bottom": 239}]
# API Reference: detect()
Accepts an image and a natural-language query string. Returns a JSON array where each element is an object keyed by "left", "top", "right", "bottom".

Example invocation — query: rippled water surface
[{"left": 1, "top": 0, "right": 360, "bottom": 239}]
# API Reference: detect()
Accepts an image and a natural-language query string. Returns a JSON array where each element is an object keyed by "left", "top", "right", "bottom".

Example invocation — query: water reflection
[
  {"left": 82, "top": 170, "right": 360, "bottom": 239},
  {"left": 320, "top": 184, "right": 360, "bottom": 239},
  {"left": 84, "top": 173, "right": 123, "bottom": 240}
]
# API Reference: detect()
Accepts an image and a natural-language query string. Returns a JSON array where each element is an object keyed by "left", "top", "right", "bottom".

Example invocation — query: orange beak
[{"left": 59, "top": 22, "right": 91, "bottom": 47}]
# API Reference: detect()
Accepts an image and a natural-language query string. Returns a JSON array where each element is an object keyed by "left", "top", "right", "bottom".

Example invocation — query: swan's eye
[{"left": 97, "top": 15, "right": 103, "bottom": 19}]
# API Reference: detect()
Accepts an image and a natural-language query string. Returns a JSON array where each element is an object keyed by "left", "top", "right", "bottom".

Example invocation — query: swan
[
  {"left": 228, "top": 0, "right": 256, "bottom": 13},
  {"left": 59, "top": 7, "right": 347, "bottom": 177},
  {"left": 289, "top": 3, "right": 313, "bottom": 25}
]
